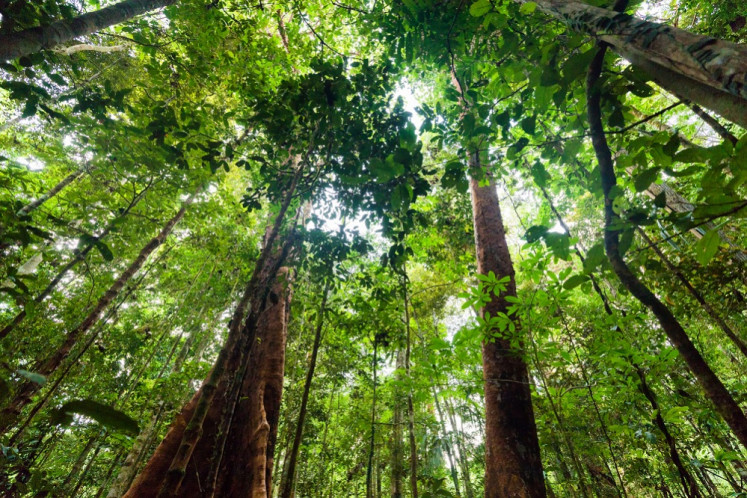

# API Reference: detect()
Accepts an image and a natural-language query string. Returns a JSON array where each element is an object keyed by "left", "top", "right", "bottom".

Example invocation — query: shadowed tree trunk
[
  {"left": 0, "top": 0, "right": 178, "bottom": 61},
  {"left": 586, "top": 37, "right": 747, "bottom": 448},
  {"left": 391, "top": 349, "right": 405, "bottom": 498},
  {"left": 469, "top": 166, "right": 546, "bottom": 497},
  {"left": 402, "top": 274, "right": 418, "bottom": 498},
  {"left": 431, "top": 386, "right": 461, "bottom": 498},
  {"left": 0, "top": 190, "right": 195, "bottom": 434}
]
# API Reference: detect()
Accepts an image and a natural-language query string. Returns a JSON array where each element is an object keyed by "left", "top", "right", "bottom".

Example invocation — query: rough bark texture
[
  {"left": 587, "top": 43, "right": 747, "bottom": 449},
  {"left": 522, "top": 0, "right": 747, "bottom": 127},
  {"left": 0, "top": 0, "right": 178, "bottom": 61},
  {"left": 125, "top": 172, "right": 301, "bottom": 497},
  {"left": 0, "top": 192, "right": 192, "bottom": 434},
  {"left": 469, "top": 170, "right": 546, "bottom": 498}
]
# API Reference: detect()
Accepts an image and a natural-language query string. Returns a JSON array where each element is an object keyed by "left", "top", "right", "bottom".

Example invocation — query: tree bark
[
  {"left": 520, "top": 0, "right": 747, "bottom": 127},
  {"left": 366, "top": 338, "right": 378, "bottom": 498},
  {"left": 469, "top": 168, "right": 546, "bottom": 497},
  {"left": 432, "top": 386, "right": 461, "bottom": 498},
  {"left": 0, "top": 0, "right": 178, "bottom": 61},
  {"left": 124, "top": 170, "right": 302, "bottom": 497},
  {"left": 0, "top": 191, "right": 194, "bottom": 434},
  {"left": 279, "top": 276, "right": 330, "bottom": 498},
  {"left": 391, "top": 349, "right": 405, "bottom": 498},
  {"left": 587, "top": 41, "right": 747, "bottom": 448}
]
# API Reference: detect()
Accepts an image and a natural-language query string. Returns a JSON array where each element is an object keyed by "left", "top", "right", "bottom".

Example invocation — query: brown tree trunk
[
  {"left": 587, "top": 42, "right": 747, "bottom": 449},
  {"left": 0, "top": 0, "right": 178, "bottom": 61},
  {"left": 124, "top": 170, "right": 302, "bottom": 497},
  {"left": 279, "top": 276, "right": 330, "bottom": 498},
  {"left": 0, "top": 191, "right": 194, "bottom": 434},
  {"left": 519, "top": 0, "right": 747, "bottom": 127},
  {"left": 469, "top": 168, "right": 546, "bottom": 497},
  {"left": 366, "top": 338, "right": 378, "bottom": 498}
]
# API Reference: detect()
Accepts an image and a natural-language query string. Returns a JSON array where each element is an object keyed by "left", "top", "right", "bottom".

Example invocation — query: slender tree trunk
[
  {"left": 637, "top": 228, "right": 747, "bottom": 358},
  {"left": 518, "top": 0, "right": 747, "bottom": 127},
  {"left": 366, "top": 339, "right": 378, "bottom": 498},
  {"left": 0, "top": 183, "right": 151, "bottom": 339},
  {"left": 0, "top": 0, "right": 178, "bottom": 61},
  {"left": 61, "top": 433, "right": 99, "bottom": 491},
  {"left": 16, "top": 163, "right": 89, "bottom": 218},
  {"left": 69, "top": 440, "right": 103, "bottom": 497},
  {"left": 95, "top": 450, "right": 125, "bottom": 498},
  {"left": 634, "top": 365, "right": 701, "bottom": 497},
  {"left": 0, "top": 191, "right": 194, "bottom": 434},
  {"left": 431, "top": 386, "right": 461, "bottom": 498},
  {"left": 391, "top": 349, "right": 405, "bottom": 498},
  {"left": 402, "top": 275, "right": 418, "bottom": 498},
  {"left": 587, "top": 41, "right": 747, "bottom": 449},
  {"left": 469, "top": 168, "right": 546, "bottom": 497},
  {"left": 280, "top": 276, "right": 330, "bottom": 498},
  {"left": 444, "top": 396, "right": 474, "bottom": 498}
]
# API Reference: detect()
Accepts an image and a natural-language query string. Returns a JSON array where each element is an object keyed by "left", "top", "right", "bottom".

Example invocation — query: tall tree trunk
[
  {"left": 431, "top": 386, "right": 461, "bottom": 498},
  {"left": 366, "top": 338, "right": 378, "bottom": 498},
  {"left": 519, "top": 0, "right": 747, "bottom": 127},
  {"left": 0, "top": 183, "right": 151, "bottom": 339},
  {"left": 15, "top": 162, "right": 89, "bottom": 218},
  {"left": 586, "top": 40, "right": 747, "bottom": 448},
  {"left": 60, "top": 433, "right": 99, "bottom": 491},
  {"left": 402, "top": 275, "right": 418, "bottom": 498},
  {"left": 0, "top": 0, "right": 178, "bottom": 61},
  {"left": 391, "top": 349, "right": 405, "bottom": 498},
  {"left": 444, "top": 396, "right": 474, "bottom": 498},
  {"left": 469, "top": 167, "right": 546, "bottom": 497},
  {"left": 279, "top": 276, "right": 330, "bottom": 498},
  {"left": 0, "top": 191, "right": 194, "bottom": 434},
  {"left": 634, "top": 365, "right": 701, "bottom": 497},
  {"left": 69, "top": 439, "right": 104, "bottom": 497},
  {"left": 123, "top": 169, "right": 302, "bottom": 497}
]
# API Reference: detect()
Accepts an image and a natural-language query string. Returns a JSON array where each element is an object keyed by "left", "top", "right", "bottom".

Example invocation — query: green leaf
[
  {"left": 16, "top": 370, "right": 46, "bottom": 385},
  {"left": 694, "top": 230, "right": 719, "bottom": 266},
  {"left": 51, "top": 399, "right": 139, "bottom": 435},
  {"left": 519, "top": 1, "right": 537, "bottom": 14},
  {"left": 563, "top": 274, "right": 588, "bottom": 290},
  {"left": 583, "top": 243, "right": 606, "bottom": 273},
  {"left": 469, "top": 0, "right": 492, "bottom": 17},
  {"left": 95, "top": 241, "right": 114, "bottom": 262},
  {"left": 634, "top": 167, "right": 660, "bottom": 192}
]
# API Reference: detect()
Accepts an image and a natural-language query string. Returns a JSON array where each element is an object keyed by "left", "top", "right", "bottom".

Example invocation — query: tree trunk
[
  {"left": 402, "top": 275, "right": 418, "bottom": 498},
  {"left": 587, "top": 42, "right": 747, "bottom": 449},
  {"left": 391, "top": 349, "right": 405, "bottom": 498},
  {"left": 123, "top": 170, "right": 302, "bottom": 497},
  {"left": 0, "top": 0, "right": 178, "bottom": 61},
  {"left": 0, "top": 191, "right": 194, "bottom": 434},
  {"left": 431, "top": 387, "right": 461, "bottom": 498},
  {"left": 279, "top": 276, "right": 330, "bottom": 498},
  {"left": 469, "top": 168, "right": 546, "bottom": 497},
  {"left": 634, "top": 365, "right": 701, "bottom": 497},
  {"left": 445, "top": 396, "right": 474, "bottom": 498},
  {"left": 520, "top": 0, "right": 747, "bottom": 127},
  {"left": 637, "top": 228, "right": 747, "bottom": 358},
  {"left": 0, "top": 183, "right": 150, "bottom": 340},
  {"left": 15, "top": 163, "right": 88, "bottom": 218},
  {"left": 366, "top": 339, "right": 378, "bottom": 498}
]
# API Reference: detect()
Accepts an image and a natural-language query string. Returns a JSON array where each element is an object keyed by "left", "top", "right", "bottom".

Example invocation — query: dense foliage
[{"left": 0, "top": 0, "right": 745, "bottom": 496}]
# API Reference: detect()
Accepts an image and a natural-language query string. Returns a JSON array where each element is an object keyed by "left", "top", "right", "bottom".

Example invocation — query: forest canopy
[{"left": 0, "top": 0, "right": 745, "bottom": 496}]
